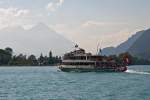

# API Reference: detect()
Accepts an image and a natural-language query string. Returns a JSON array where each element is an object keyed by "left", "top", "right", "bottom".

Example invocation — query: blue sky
[
  {"left": 0, "top": 0, "right": 150, "bottom": 52},
  {"left": 1, "top": 0, "right": 149, "bottom": 24}
]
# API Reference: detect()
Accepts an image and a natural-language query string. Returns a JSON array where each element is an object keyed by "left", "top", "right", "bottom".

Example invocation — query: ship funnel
[{"left": 75, "top": 44, "right": 79, "bottom": 48}]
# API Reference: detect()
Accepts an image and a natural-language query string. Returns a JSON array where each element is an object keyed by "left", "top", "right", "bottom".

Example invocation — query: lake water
[{"left": 0, "top": 65, "right": 150, "bottom": 100}]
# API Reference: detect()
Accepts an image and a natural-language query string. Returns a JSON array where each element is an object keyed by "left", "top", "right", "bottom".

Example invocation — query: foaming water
[{"left": 126, "top": 69, "right": 150, "bottom": 75}]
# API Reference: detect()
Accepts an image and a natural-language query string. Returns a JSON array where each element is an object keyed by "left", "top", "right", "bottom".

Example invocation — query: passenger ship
[{"left": 59, "top": 45, "right": 127, "bottom": 72}]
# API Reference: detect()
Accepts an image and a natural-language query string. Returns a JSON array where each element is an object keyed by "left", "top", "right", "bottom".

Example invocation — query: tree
[
  {"left": 43, "top": 56, "right": 49, "bottom": 65},
  {"left": 49, "top": 51, "right": 52, "bottom": 58},
  {"left": 38, "top": 53, "right": 44, "bottom": 66},
  {"left": 5, "top": 47, "right": 13, "bottom": 56},
  {"left": 0, "top": 49, "right": 12, "bottom": 65},
  {"left": 28, "top": 55, "right": 38, "bottom": 66}
]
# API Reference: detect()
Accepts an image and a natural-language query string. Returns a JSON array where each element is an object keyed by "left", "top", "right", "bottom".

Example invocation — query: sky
[{"left": 0, "top": 0, "right": 150, "bottom": 53}]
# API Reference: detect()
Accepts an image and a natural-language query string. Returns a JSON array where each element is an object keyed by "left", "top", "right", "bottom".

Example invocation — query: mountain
[
  {"left": 0, "top": 23, "right": 73, "bottom": 56},
  {"left": 102, "top": 30, "right": 144, "bottom": 56},
  {"left": 128, "top": 29, "right": 150, "bottom": 59},
  {"left": 116, "top": 30, "right": 144, "bottom": 54},
  {"left": 101, "top": 47, "right": 116, "bottom": 56}
]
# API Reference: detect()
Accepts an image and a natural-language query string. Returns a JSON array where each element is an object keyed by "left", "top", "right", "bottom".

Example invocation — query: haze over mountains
[
  {"left": 0, "top": 23, "right": 73, "bottom": 56},
  {"left": 102, "top": 28, "right": 150, "bottom": 60},
  {"left": 1, "top": 21, "right": 150, "bottom": 60}
]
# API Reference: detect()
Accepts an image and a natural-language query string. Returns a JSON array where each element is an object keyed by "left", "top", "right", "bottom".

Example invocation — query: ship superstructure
[{"left": 59, "top": 45, "right": 127, "bottom": 72}]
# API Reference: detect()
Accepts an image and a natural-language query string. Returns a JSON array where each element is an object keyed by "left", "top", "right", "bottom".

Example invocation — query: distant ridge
[
  {"left": 101, "top": 30, "right": 144, "bottom": 56},
  {"left": 0, "top": 23, "right": 73, "bottom": 56},
  {"left": 101, "top": 28, "right": 150, "bottom": 60},
  {"left": 128, "top": 29, "right": 150, "bottom": 60}
]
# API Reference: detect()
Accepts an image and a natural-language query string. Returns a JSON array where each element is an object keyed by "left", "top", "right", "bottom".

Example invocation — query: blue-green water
[{"left": 0, "top": 65, "right": 150, "bottom": 100}]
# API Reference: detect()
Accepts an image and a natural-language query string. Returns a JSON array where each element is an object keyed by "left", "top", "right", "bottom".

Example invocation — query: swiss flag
[{"left": 125, "top": 58, "right": 130, "bottom": 64}]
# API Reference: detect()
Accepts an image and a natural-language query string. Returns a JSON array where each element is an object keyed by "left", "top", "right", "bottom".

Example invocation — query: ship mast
[
  {"left": 75, "top": 44, "right": 78, "bottom": 49},
  {"left": 96, "top": 43, "right": 102, "bottom": 55},
  {"left": 74, "top": 44, "right": 78, "bottom": 56}
]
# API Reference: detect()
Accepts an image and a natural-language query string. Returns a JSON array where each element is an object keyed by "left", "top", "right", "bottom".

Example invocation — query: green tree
[
  {"left": 49, "top": 51, "right": 52, "bottom": 58},
  {"left": 5, "top": 47, "right": 13, "bottom": 56},
  {"left": 38, "top": 53, "right": 44, "bottom": 66},
  {"left": 0, "top": 48, "right": 12, "bottom": 65},
  {"left": 48, "top": 51, "right": 54, "bottom": 65},
  {"left": 28, "top": 55, "right": 38, "bottom": 66}
]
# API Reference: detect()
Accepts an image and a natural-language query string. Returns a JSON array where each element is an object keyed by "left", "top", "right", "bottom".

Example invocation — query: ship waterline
[{"left": 59, "top": 65, "right": 127, "bottom": 72}]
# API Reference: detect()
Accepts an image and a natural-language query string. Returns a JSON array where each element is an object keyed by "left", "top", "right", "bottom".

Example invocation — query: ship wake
[{"left": 126, "top": 69, "right": 150, "bottom": 75}]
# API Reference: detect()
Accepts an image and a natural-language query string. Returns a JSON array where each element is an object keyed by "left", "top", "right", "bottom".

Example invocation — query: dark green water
[{"left": 0, "top": 65, "right": 150, "bottom": 100}]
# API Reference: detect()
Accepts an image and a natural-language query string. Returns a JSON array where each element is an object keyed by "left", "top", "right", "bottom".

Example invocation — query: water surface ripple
[{"left": 0, "top": 65, "right": 149, "bottom": 100}]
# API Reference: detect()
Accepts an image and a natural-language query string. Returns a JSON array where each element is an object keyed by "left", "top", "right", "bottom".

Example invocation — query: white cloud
[
  {"left": 46, "top": 0, "right": 64, "bottom": 12},
  {"left": 0, "top": 8, "right": 29, "bottom": 28},
  {"left": 0, "top": 7, "right": 43, "bottom": 29},
  {"left": 0, "top": 8, "right": 30, "bottom": 18},
  {"left": 82, "top": 21, "right": 107, "bottom": 27},
  {"left": 81, "top": 20, "right": 125, "bottom": 28}
]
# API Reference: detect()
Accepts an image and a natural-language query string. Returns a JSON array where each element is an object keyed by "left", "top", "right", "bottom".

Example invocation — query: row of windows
[
  {"left": 62, "top": 62, "right": 118, "bottom": 66},
  {"left": 62, "top": 62, "right": 95, "bottom": 65},
  {"left": 64, "top": 57, "right": 102, "bottom": 61}
]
